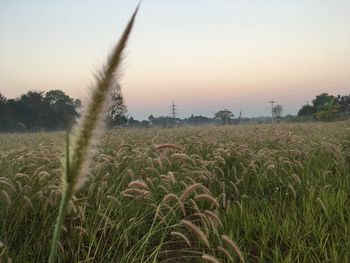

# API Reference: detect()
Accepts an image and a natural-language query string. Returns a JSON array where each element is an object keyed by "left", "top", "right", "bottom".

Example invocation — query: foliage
[
  {"left": 107, "top": 82, "right": 128, "bottom": 127},
  {"left": 0, "top": 90, "right": 81, "bottom": 132},
  {"left": 148, "top": 115, "right": 180, "bottom": 128},
  {"left": 214, "top": 109, "right": 234, "bottom": 125},
  {"left": 298, "top": 104, "right": 316, "bottom": 117},
  {"left": 298, "top": 93, "right": 350, "bottom": 121},
  {"left": 273, "top": 104, "right": 283, "bottom": 119},
  {"left": 312, "top": 93, "right": 336, "bottom": 111},
  {"left": 186, "top": 115, "right": 213, "bottom": 126}
]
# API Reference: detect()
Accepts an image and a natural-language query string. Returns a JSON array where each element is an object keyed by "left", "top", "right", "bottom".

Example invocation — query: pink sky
[{"left": 0, "top": 0, "right": 349, "bottom": 119}]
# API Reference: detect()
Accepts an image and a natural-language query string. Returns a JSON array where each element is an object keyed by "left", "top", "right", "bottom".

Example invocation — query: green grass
[{"left": 0, "top": 122, "right": 350, "bottom": 262}]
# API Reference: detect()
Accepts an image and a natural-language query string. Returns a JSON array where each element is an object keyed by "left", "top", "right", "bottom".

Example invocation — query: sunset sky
[{"left": 1, "top": 0, "right": 349, "bottom": 119}]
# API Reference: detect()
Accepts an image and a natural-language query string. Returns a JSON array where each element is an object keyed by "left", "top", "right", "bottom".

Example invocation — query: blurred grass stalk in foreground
[{"left": 48, "top": 5, "right": 139, "bottom": 263}]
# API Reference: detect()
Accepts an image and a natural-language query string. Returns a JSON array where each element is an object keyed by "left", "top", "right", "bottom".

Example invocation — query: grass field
[{"left": 0, "top": 122, "right": 350, "bottom": 262}]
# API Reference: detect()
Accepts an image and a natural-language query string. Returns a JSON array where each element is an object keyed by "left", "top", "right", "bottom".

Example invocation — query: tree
[
  {"left": 298, "top": 104, "right": 316, "bottom": 117},
  {"left": 315, "top": 96, "right": 339, "bottom": 121},
  {"left": 0, "top": 89, "right": 82, "bottom": 131},
  {"left": 336, "top": 95, "right": 350, "bottom": 113},
  {"left": 148, "top": 115, "right": 154, "bottom": 126},
  {"left": 312, "top": 93, "right": 335, "bottom": 111},
  {"left": 45, "top": 90, "right": 79, "bottom": 128},
  {"left": 73, "top": 99, "right": 82, "bottom": 112},
  {"left": 0, "top": 93, "right": 6, "bottom": 104},
  {"left": 0, "top": 93, "right": 8, "bottom": 129},
  {"left": 127, "top": 116, "right": 140, "bottom": 127},
  {"left": 186, "top": 115, "right": 212, "bottom": 126},
  {"left": 18, "top": 91, "right": 49, "bottom": 130},
  {"left": 297, "top": 93, "right": 347, "bottom": 121},
  {"left": 107, "top": 82, "right": 127, "bottom": 127},
  {"left": 273, "top": 105, "right": 283, "bottom": 119},
  {"left": 214, "top": 109, "right": 233, "bottom": 125}
]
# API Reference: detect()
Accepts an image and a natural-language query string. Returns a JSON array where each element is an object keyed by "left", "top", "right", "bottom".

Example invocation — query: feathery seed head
[
  {"left": 181, "top": 219, "right": 210, "bottom": 248},
  {"left": 63, "top": 6, "right": 139, "bottom": 193},
  {"left": 202, "top": 254, "right": 222, "bottom": 263},
  {"left": 221, "top": 235, "right": 245, "bottom": 263},
  {"left": 194, "top": 194, "right": 220, "bottom": 208},
  {"left": 171, "top": 231, "right": 191, "bottom": 247}
]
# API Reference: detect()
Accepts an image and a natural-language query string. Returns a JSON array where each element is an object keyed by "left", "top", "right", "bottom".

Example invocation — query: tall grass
[{"left": 0, "top": 122, "right": 349, "bottom": 261}]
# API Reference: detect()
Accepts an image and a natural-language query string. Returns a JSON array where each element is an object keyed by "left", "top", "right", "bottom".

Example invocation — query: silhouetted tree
[
  {"left": 17, "top": 91, "right": 49, "bottom": 130},
  {"left": 315, "top": 96, "right": 339, "bottom": 121},
  {"left": 127, "top": 116, "right": 140, "bottom": 127},
  {"left": 273, "top": 105, "right": 283, "bottom": 119},
  {"left": 0, "top": 93, "right": 8, "bottom": 128},
  {"left": 45, "top": 89, "right": 79, "bottom": 128},
  {"left": 298, "top": 104, "right": 316, "bottom": 117},
  {"left": 312, "top": 93, "right": 335, "bottom": 111},
  {"left": 297, "top": 93, "right": 350, "bottom": 121},
  {"left": 336, "top": 94, "right": 350, "bottom": 113},
  {"left": 148, "top": 115, "right": 154, "bottom": 126},
  {"left": 0, "top": 93, "right": 6, "bottom": 104},
  {"left": 186, "top": 115, "right": 212, "bottom": 125},
  {"left": 214, "top": 109, "right": 233, "bottom": 125},
  {"left": 107, "top": 82, "right": 127, "bottom": 127},
  {"left": 0, "top": 89, "right": 81, "bottom": 132}
]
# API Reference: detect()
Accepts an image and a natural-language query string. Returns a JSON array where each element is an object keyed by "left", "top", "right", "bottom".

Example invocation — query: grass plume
[{"left": 48, "top": 5, "right": 139, "bottom": 263}]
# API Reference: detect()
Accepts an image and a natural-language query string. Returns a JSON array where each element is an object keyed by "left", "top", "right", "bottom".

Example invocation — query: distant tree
[
  {"left": 17, "top": 91, "right": 49, "bottom": 130},
  {"left": 273, "top": 105, "right": 283, "bottom": 119},
  {"left": 214, "top": 109, "right": 233, "bottom": 125},
  {"left": 312, "top": 93, "right": 335, "bottom": 111},
  {"left": 298, "top": 104, "right": 316, "bottom": 117},
  {"left": 336, "top": 94, "right": 350, "bottom": 113},
  {"left": 315, "top": 96, "right": 339, "bottom": 121},
  {"left": 127, "top": 116, "right": 140, "bottom": 127},
  {"left": 148, "top": 115, "right": 154, "bottom": 126},
  {"left": 149, "top": 116, "right": 178, "bottom": 128},
  {"left": 140, "top": 120, "right": 150, "bottom": 127},
  {"left": 0, "top": 93, "right": 7, "bottom": 114},
  {"left": 107, "top": 82, "right": 127, "bottom": 127},
  {"left": 45, "top": 89, "right": 79, "bottom": 128},
  {"left": 0, "top": 93, "right": 8, "bottom": 129},
  {"left": 45, "top": 90, "right": 70, "bottom": 105},
  {"left": 0, "top": 89, "right": 82, "bottom": 132},
  {"left": 0, "top": 93, "right": 6, "bottom": 104},
  {"left": 186, "top": 115, "right": 212, "bottom": 125},
  {"left": 297, "top": 93, "right": 347, "bottom": 121},
  {"left": 73, "top": 99, "right": 82, "bottom": 112}
]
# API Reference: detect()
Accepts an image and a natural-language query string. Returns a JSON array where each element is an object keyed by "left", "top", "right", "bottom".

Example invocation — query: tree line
[
  {"left": 298, "top": 93, "right": 350, "bottom": 121},
  {"left": 0, "top": 85, "right": 127, "bottom": 132},
  {"left": 0, "top": 90, "right": 82, "bottom": 131},
  {"left": 1, "top": 90, "right": 349, "bottom": 131}
]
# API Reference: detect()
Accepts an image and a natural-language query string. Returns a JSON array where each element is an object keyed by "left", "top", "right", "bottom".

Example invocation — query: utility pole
[
  {"left": 269, "top": 98, "right": 275, "bottom": 124},
  {"left": 170, "top": 101, "right": 177, "bottom": 119}
]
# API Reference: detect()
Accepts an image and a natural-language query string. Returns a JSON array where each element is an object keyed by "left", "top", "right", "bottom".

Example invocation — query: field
[{"left": 0, "top": 122, "right": 350, "bottom": 262}]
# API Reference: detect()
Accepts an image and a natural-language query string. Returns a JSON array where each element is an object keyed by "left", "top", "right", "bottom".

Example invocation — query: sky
[{"left": 0, "top": 0, "right": 349, "bottom": 120}]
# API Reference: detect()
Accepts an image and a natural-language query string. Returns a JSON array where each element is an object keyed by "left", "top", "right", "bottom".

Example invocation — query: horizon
[{"left": 1, "top": 0, "right": 349, "bottom": 119}]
